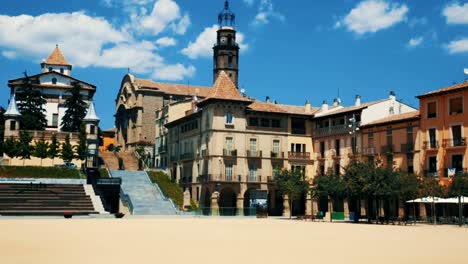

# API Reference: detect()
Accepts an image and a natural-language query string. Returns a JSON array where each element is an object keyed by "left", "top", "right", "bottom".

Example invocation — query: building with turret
[{"left": 3, "top": 46, "right": 99, "bottom": 167}]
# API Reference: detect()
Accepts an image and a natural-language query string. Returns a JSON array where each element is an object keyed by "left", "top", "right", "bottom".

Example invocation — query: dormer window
[{"left": 52, "top": 78, "right": 57, "bottom": 85}]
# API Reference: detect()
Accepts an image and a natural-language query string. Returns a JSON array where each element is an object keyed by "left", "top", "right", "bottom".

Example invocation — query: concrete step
[
  {"left": 83, "top": 184, "right": 108, "bottom": 214},
  {"left": 110, "top": 170, "right": 178, "bottom": 215}
]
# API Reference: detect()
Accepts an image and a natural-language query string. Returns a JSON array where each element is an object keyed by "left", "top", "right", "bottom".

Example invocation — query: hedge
[
  {"left": 0, "top": 166, "right": 82, "bottom": 179},
  {"left": 98, "top": 168, "right": 110, "bottom": 178},
  {"left": 148, "top": 171, "right": 183, "bottom": 209}
]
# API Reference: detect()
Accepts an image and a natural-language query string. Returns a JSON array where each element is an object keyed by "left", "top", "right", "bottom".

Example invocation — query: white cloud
[
  {"left": 337, "top": 0, "right": 408, "bottom": 35},
  {"left": 251, "top": 0, "right": 285, "bottom": 26},
  {"left": 0, "top": 12, "right": 127, "bottom": 67},
  {"left": 0, "top": 11, "right": 196, "bottom": 81},
  {"left": 2, "top": 50, "right": 17, "bottom": 59},
  {"left": 443, "top": 2, "right": 468, "bottom": 24},
  {"left": 152, "top": 64, "right": 195, "bottom": 81},
  {"left": 181, "top": 25, "right": 248, "bottom": 59},
  {"left": 131, "top": 0, "right": 190, "bottom": 36},
  {"left": 156, "top": 37, "right": 177, "bottom": 47},
  {"left": 408, "top": 36, "right": 423, "bottom": 47},
  {"left": 447, "top": 38, "right": 468, "bottom": 54}
]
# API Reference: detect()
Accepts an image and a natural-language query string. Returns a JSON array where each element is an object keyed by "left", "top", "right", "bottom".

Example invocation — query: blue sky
[{"left": 0, "top": 0, "right": 467, "bottom": 129}]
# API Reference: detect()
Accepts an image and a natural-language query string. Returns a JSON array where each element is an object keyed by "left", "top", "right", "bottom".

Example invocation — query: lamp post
[{"left": 348, "top": 114, "right": 359, "bottom": 156}]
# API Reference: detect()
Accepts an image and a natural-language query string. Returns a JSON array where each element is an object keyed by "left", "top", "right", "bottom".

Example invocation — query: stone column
[
  {"left": 419, "top": 203, "right": 427, "bottom": 220},
  {"left": 283, "top": 195, "right": 290, "bottom": 218},
  {"left": 398, "top": 199, "right": 405, "bottom": 218},
  {"left": 236, "top": 194, "right": 244, "bottom": 216},
  {"left": 360, "top": 199, "right": 367, "bottom": 217},
  {"left": 312, "top": 199, "right": 319, "bottom": 215},
  {"left": 183, "top": 189, "right": 191, "bottom": 211},
  {"left": 305, "top": 192, "right": 312, "bottom": 216},
  {"left": 344, "top": 199, "right": 350, "bottom": 220},
  {"left": 211, "top": 191, "right": 219, "bottom": 216}
]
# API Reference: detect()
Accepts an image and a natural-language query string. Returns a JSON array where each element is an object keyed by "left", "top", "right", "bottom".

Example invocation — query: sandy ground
[{"left": 0, "top": 217, "right": 467, "bottom": 264}]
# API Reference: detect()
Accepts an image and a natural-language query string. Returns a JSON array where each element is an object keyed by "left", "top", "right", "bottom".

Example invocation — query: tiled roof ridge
[{"left": 44, "top": 45, "right": 70, "bottom": 66}]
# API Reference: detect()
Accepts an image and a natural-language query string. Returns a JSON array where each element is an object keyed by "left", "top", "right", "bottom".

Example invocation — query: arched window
[{"left": 52, "top": 78, "right": 57, "bottom": 85}]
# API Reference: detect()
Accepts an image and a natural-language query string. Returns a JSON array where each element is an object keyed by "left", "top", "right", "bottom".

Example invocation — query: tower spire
[{"left": 218, "top": 0, "right": 235, "bottom": 27}]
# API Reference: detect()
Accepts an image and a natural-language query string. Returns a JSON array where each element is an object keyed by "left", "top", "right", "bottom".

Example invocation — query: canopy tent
[{"left": 406, "top": 197, "right": 444, "bottom": 203}]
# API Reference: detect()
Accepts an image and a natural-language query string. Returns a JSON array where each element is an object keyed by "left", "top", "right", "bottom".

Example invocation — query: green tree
[
  {"left": 274, "top": 169, "right": 309, "bottom": 219},
  {"left": 48, "top": 134, "right": 60, "bottom": 165},
  {"left": 312, "top": 169, "right": 345, "bottom": 221},
  {"left": 17, "top": 130, "right": 34, "bottom": 165},
  {"left": 16, "top": 73, "right": 47, "bottom": 130},
  {"left": 3, "top": 137, "right": 19, "bottom": 158},
  {"left": 342, "top": 160, "right": 373, "bottom": 222},
  {"left": 75, "top": 124, "right": 87, "bottom": 161},
  {"left": 61, "top": 134, "right": 74, "bottom": 162},
  {"left": 61, "top": 82, "right": 87, "bottom": 132},
  {"left": 449, "top": 173, "right": 468, "bottom": 197},
  {"left": 33, "top": 136, "right": 49, "bottom": 166}
]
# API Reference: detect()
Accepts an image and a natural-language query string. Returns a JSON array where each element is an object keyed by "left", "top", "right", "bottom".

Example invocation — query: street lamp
[{"left": 348, "top": 114, "right": 359, "bottom": 156}]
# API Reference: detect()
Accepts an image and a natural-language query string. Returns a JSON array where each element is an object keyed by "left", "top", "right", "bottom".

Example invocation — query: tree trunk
[{"left": 289, "top": 197, "right": 293, "bottom": 219}]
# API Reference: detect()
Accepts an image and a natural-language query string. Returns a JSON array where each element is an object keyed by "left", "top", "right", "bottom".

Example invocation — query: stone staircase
[
  {"left": 110, "top": 170, "right": 178, "bottom": 215},
  {"left": 83, "top": 184, "right": 108, "bottom": 214},
  {"left": 117, "top": 152, "right": 139, "bottom": 171},
  {"left": 99, "top": 152, "right": 119, "bottom": 170}
]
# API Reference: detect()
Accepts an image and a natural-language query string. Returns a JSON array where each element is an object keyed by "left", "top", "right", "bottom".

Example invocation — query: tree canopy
[
  {"left": 61, "top": 82, "right": 87, "bottom": 132},
  {"left": 16, "top": 74, "right": 47, "bottom": 130}
]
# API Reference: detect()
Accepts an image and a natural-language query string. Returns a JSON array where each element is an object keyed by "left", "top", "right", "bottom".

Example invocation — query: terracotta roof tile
[
  {"left": 208, "top": 71, "right": 251, "bottom": 102},
  {"left": 44, "top": 46, "right": 70, "bottom": 66},
  {"left": 417, "top": 82, "right": 468, "bottom": 98},
  {"left": 134, "top": 78, "right": 211, "bottom": 97},
  {"left": 198, "top": 71, "right": 251, "bottom": 105},
  {"left": 361, "top": 111, "right": 420, "bottom": 127},
  {"left": 247, "top": 101, "right": 318, "bottom": 116}
]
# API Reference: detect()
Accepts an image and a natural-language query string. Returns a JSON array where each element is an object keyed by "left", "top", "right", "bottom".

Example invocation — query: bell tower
[{"left": 213, "top": 0, "right": 239, "bottom": 88}]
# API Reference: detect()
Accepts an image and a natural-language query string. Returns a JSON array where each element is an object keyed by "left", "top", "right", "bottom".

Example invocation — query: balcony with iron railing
[
  {"left": 288, "top": 151, "right": 311, "bottom": 160},
  {"left": 246, "top": 175, "right": 263, "bottom": 183},
  {"left": 198, "top": 174, "right": 241, "bottom": 183},
  {"left": 223, "top": 149, "right": 237, "bottom": 157},
  {"left": 247, "top": 150, "right": 262, "bottom": 158},
  {"left": 314, "top": 123, "right": 360, "bottom": 137},
  {"left": 180, "top": 152, "right": 195, "bottom": 160},
  {"left": 423, "top": 140, "right": 439, "bottom": 150},
  {"left": 400, "top": 143, "right": 414, "bottom": 153},
  {"left": 271, "top": 151, "right": 284, "bottom": 159},
  {"left": 443, "top": 138, "right": 466, "bottom": 148},
  {"left": 158, "top": 145, "right": 168, "bottom": 153},
  {"left": 381, "top": 144, "right": 394, "bottom": 154},
  {"left": 444, "top": 168, "right": 468, "bottom": 177}
]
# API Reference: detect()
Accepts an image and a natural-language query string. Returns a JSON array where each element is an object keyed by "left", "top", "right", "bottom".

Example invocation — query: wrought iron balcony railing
[
  {"left": 288, "top": 151, "right": 311, "bottom": 160},
  {"left": 443, "top": 138, "right": 466, "bottom": 148},
  {"left": 271, "top": 151, "right": 284, "bottom": 159},
  {"left": 400, "top": 143, "right": 414, "bottom": 153},
  {"left": 223, "top": 149, "right": 237, "bottom": 157},
  {"left": 247, "top": 150, "right": 262, "bottom": 158},
  {"left": 423, "top": 141, "right": 439, "bottom": 150}
]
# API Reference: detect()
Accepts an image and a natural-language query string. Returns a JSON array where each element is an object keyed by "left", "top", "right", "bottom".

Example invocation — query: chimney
[
  {"left": 321, "top": 100, "right": 328, "bottom": 112},
  {"left": 333, "top": 98, "right": 339, "bottom": 107},
  {"left": 389, "top": 91, "right": 396, "bottom": 101},
  {"left": 305, "top": 99, "right": 311, "bottom": 113},
  {"left": 266, "top": 96, "right": 270, "bottom": 103},
  {"left": 355, "top": 95, "right": 361, "bottom": 106}
]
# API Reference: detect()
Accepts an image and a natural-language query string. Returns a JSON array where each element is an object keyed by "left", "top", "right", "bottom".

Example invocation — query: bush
[
  {"left": 0, "top": 166, "right": 82, "bottom": 179},
  {"left": 98, "top": 168, "right": 110, "bottom": 178},
  {"left": 148, "top": 171, "right": 183, "bottom": 209}
]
